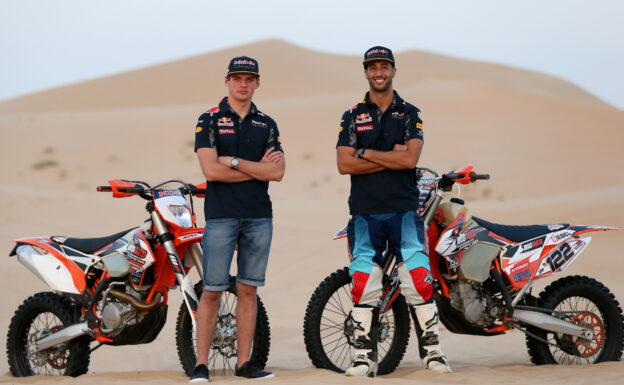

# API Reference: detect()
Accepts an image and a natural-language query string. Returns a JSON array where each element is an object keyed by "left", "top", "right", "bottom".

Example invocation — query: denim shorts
[{"left": 202, "top": 218, "right": 273, "bottom": 291}]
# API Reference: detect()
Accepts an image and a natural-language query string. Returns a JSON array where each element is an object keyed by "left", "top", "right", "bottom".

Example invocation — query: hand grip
[
  {"left": 118, "top": 187, "right": 145, "bottom": 193},
  {"left": 471, "top": 174, "right": 490, "bottom": 181},
  {"left": 188, "top": 183, "right": 206, "bottom": 197}
]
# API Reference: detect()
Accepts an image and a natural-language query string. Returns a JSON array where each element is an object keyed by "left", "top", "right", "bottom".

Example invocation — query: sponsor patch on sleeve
[
  {"left": 196, "top": 126, "right": 203, "bottom": 133},
  {"left": 416, "top": 122, "right": 422, "bottom": 129}
]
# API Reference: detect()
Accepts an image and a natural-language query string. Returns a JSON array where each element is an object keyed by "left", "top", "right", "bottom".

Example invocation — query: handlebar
[
  {"left": 97, "top": 180, "right": 206, "bottom": 198},
  {"left": 439, "top": 170, "right": 490, "bottom": 190},
  {"left": 185, "top": 184, "right": 206, "bottom": 197},
  {"left": 118, "top": 187, "right": 147, "bottom": 193}
]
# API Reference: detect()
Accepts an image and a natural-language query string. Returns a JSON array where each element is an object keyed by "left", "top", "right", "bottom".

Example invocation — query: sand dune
[{"left": 0, "top": 39, "right": 622, "bottom": 384}]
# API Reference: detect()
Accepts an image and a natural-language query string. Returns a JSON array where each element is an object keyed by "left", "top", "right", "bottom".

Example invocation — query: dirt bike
[
  {"left": 6, "top": 179, "right": 270, "bottom": 377},
  {"left": 303, "top": 166, "right": 624, "bottom": 374}
]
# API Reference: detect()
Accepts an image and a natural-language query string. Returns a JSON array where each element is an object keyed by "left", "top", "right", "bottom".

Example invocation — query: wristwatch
[
  {"left": 356, "top": 148, "right": 366, "bottom": 159},
  {"left": 230, "top": 157, "right": 240, "bottom": 169}
]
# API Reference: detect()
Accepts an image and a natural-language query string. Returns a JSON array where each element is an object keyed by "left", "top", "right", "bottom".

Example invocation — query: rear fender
[
  {"left": 568, "top": 225, "right": 618, "bottom": 237},
  {"left": 532, "top": 236, "right": 592, "bottom": 280},
  {"left": 12, "top": 238, "right": 87, "bottom": 294}
]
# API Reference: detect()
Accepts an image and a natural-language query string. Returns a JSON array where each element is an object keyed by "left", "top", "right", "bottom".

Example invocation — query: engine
[
  {"left": 448, "top": 280, "right": 502, "bottom": 327},
  {"left": 98, "top": 286, "right": 145, "bottom": 336}
]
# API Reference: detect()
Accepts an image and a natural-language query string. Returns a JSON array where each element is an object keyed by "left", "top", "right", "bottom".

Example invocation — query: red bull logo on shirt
[
  {"left": 356, "top": 113, "right": 372, "bottom": 124},
  {"left": 217, "top": 117, "right": 234, "bottom": 127}
]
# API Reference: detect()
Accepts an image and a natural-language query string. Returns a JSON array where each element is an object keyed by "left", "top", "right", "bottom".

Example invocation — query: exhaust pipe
[
  {"left": 108, "top": 290, "right": 162, "bottom": 311},
  {"left": 513, "top": 309, "right": 593, "bottom": 340}
]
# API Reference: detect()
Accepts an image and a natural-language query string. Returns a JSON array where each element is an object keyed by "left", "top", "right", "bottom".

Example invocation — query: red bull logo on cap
[
  {"left": 367, "top": 48, "right": 388, "bottom": 56},
  {"left": 233, "top": 60, "right": 255, "bottom": 67}
]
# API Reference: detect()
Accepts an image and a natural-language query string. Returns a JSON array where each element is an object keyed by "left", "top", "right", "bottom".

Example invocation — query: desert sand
[{"left": 0, "top": 40, "right": 623, "bottom": 384}]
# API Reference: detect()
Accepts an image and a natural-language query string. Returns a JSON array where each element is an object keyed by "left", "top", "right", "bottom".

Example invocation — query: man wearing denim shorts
[
  {"left": 336, "top": 46, "right": 451, "bottom": 377},
  {"left": 191, "top": 56, "right": 285, "bottom": 382}
]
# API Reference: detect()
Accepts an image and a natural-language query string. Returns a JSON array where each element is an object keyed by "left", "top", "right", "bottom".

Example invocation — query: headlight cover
[{"left": 168, "top": 204, "right": 193, "bottom": 228}]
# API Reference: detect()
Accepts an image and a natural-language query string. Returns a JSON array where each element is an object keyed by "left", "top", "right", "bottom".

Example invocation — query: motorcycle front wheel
[
  {"left": 175, "top": 276, "right": 271, "bottom": 376},
  {"left": 303, "top": 267, "right": 410, "bottom": 375},
  {"left": 6, "top": 292, "right": 91, "bottom": 377},
  {"left": 526, "top": 275, "right": 624, "bottom": 365}
]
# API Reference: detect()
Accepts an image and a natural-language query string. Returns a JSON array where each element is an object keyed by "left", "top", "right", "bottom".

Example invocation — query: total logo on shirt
[
  {"left": 219, "top": 128, "right": 235, "bottom": 135},
  {"left": 356, "top": 125, "right": 374, "bottom": 132},
  {"left": 217, "top": 117, "right": 234, "bottom": 127}
]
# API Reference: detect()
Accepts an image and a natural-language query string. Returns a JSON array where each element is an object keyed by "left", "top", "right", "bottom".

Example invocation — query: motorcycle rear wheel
[
  {"left": 175, "top": 276, "right": 271, "bottom": 376},
  {"left": 303, "top": 267, "right": 410, "bottom": 375},
  {"left": 526, "top": 275, "right": 624, "bottom": 365},
  {"left": 6, "top": 292, "right": 91, "bottom": 377}
]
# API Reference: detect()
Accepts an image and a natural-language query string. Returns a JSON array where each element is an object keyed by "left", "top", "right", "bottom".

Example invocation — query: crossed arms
[
  {"left": 197, "top": 147, "right": 285, "bottom": 182},
  {"left": 336, "top": 138, "right": 423, "bottom": 175}
]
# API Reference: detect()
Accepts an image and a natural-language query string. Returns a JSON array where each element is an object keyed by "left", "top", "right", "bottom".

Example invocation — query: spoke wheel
[
  {"left": 6, "top": 292, "right": 91, "bottom": 377},
  {"left": 526, "top": 275, "right": 624, "bottom": 365},
  {"left": 176, "top": 276, "right": 270, "bottom": 377},
  {"left": 304, "top": 267, "right": 410, "bottom": 375}
]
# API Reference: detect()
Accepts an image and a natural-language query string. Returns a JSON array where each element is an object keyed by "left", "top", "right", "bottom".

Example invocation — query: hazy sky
[{"left": 1, "top": 0, "right": 623, "bottom": 109}]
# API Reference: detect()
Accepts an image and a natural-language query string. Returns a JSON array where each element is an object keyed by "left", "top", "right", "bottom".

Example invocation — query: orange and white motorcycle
[
  {"left": 6, "top": 179, "right": 270, "bottom": 377},
  {"left": 304, "top": 166, "right": 623, "bottom": 374}
]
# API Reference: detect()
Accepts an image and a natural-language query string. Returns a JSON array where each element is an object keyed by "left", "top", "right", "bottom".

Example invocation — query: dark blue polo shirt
[
  {"left": 195, "top": 97, "right": 283, "bottom": 219},
  {"left": 337, "top": 91, "right": 423, "bottom": 215}
]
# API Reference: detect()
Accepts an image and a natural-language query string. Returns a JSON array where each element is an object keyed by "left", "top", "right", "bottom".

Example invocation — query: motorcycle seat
[
  {"left": 58, "top": 228, "right": 134, "bottom": 254},
  {"left": 472, "top": 217, "right": 569, "bottom": 243}
]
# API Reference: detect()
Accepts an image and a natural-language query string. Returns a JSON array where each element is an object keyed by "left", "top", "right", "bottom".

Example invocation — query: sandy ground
[{"left": 0, "top": 40, "right": 623, "bottom": 384}]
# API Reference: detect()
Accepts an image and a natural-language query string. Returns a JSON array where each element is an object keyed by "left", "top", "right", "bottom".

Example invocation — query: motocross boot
[
  {"left": 412, "top": 302, "right": 452, "bottom": 373},
  {"left": 345, "top": 306, "right": 378, "bottom": 377}
]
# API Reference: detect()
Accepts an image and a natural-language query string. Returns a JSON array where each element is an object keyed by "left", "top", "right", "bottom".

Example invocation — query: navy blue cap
[
  {"left": 363, "top": 46, "right": 395, "bottom": 68},
  {"left": 227, "top": 56, "right": 260, "bottom": 77}
]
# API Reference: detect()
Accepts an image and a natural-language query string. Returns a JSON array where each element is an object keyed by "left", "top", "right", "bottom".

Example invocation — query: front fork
[{"left": 150, "top": 210, "right": 200, "bottom": 330}]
